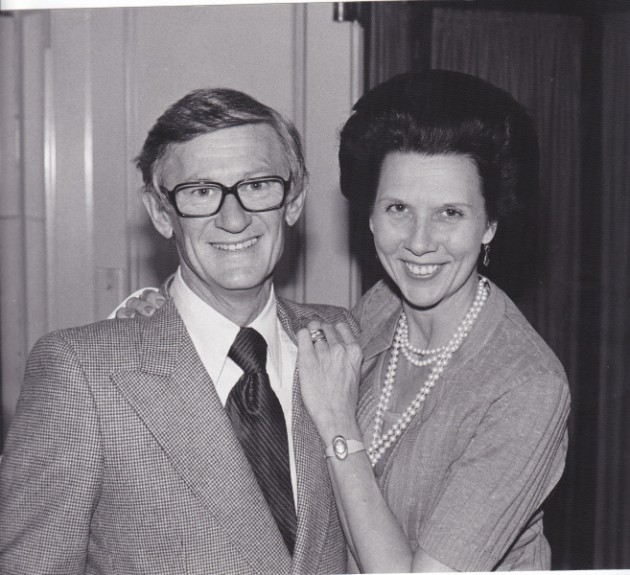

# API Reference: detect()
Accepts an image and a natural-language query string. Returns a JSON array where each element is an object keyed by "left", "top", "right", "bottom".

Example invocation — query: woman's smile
[{"left": 402, "top": 261, "right": 442, "bottom": 278}]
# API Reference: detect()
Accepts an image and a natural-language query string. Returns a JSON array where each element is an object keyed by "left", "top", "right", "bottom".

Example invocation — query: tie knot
[{"left": 228, "top": 327, "right": 267, "bottom": 374}]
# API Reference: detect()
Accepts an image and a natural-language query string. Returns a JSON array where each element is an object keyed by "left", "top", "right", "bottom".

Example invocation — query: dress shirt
[{"left": 170, "top": 268, "right": 298, "bottom": 504}]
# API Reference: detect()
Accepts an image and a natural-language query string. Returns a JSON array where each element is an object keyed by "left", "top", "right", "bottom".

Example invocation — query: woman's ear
[
  {"left": 142, "top": 192, "right": 174, "bottom": 239},
  {"left": 483, "top": 220, "right": 498, "bottom": 244}
]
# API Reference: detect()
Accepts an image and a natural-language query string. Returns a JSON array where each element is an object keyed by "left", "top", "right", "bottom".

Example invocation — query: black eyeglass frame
[{"left": 161, "top": 175, "right": 292, "bottom": 218}]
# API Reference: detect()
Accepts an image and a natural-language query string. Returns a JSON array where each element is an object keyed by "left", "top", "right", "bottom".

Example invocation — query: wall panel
[
  {"left": 0, "top": 14, "right": 28, "bottom": 438},
  {"left": 1, "top": 4, "right": 362, "bottom": 432}
]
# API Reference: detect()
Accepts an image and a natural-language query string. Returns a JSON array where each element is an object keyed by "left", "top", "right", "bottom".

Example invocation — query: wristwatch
[{"left": 325, "top": 435, "right": 365, "bottom": 460}]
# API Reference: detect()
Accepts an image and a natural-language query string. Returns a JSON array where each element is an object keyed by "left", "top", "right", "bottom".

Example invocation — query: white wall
[{"left": 0, "top": 4, "right": 363, "bottom": 436}]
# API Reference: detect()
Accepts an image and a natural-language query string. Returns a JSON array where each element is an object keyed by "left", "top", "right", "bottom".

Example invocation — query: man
[{"left": 0, "top": 89, "right": 354, "bottom": 574}]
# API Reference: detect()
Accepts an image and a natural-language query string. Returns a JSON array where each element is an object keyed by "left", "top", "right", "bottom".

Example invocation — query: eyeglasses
[{"left": 161, "top": 176, "right": 291, "bottom": 218}]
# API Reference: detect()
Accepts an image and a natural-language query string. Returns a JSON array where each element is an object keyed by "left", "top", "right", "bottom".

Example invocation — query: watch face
[{"left": 333, "top": 436, "right": 348, "bottom": 460}]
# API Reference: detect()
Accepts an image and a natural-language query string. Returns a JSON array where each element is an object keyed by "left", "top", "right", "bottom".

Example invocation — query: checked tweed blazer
[{"left": 0, "top": 285, "right": 356, "bottom": 575}]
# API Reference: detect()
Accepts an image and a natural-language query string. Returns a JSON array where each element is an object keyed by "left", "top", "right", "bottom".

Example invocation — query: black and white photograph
[{"left": 0, "top": 0, "right": 629, "bottom": 572}]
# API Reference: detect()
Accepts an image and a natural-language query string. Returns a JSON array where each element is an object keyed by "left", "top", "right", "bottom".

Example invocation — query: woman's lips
[{"left": 403, "top": 262, "right": 441, "bottom": 277}]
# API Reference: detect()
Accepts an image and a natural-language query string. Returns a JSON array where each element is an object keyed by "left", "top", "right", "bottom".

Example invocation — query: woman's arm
[
  {"left": 297, "top": 321, "right": 455, "bottom": 573},
  {"left": 298, "top": 317, "right": 569, "bottom": 572},
  {"left": 326, "top": 445, "right": 454, "bottom": 573}
]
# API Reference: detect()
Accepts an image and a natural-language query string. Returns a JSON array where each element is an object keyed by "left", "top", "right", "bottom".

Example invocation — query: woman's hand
[
  {"left": 296, "top": 320, "right": 363, "bottom": 444},
  {"left": 114, "top": 289, "right": 165, "bottom": 318}
]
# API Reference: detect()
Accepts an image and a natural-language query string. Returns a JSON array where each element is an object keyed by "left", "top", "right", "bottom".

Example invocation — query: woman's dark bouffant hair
[
  {"left": 340, "top": 71, "right": 540, "bottom": 294},
  {"left": 339, "top": 70, "right": 539, "bottom": 221}
]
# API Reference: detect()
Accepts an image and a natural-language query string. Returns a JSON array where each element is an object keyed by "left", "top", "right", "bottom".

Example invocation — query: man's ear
[
  {"left": 142, "top": 192, "right": 174, "bottom": 239},
  {"left": 284, "top": 185, "right": 306, "bottom": 227}
]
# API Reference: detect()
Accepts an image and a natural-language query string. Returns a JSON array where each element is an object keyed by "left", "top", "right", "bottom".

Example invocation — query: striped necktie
[{"left": 225, "top": 327, "right": 297, "bottom": 554}]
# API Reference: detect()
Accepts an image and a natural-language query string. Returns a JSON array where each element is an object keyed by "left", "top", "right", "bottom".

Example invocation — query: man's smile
[{"left": 210, "top": 236, "right": 260, "bottom": 251}]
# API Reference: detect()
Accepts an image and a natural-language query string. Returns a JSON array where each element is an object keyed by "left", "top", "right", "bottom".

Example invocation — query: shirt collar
[{"left": 170, "top": 267, "right": 281, "bottom": 382}]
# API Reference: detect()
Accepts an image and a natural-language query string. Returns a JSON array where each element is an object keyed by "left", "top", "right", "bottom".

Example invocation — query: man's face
[{"left": 144, "top": 124, "right": 304, "bottom": 308}]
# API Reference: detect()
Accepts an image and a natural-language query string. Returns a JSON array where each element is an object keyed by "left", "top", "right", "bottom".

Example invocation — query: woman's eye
[
  {"left": 442, "top": 208, "right": 463, "bottom": 219},
  {"left": 385, "top": 203, "right": 407, "bottom": 214}
]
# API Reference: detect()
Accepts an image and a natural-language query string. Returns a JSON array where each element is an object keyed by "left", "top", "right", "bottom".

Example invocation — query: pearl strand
[
  {"left": 400, "top": 323, "right": 447, "bottom": 357},
  {"left": 399, "top": 321, "right": 441, "bottom": 367},
  {"left": 367, "top": 278, "right": 489, "bottom": 467}
]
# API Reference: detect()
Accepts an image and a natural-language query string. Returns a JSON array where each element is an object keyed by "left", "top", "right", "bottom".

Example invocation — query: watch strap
[{"left": 325, "top": 435, "right": 365, "bottom": 460}]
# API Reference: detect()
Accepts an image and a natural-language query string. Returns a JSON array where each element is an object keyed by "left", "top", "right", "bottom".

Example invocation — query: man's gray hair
[{"left": 136, "top": 88, "right": 307, "bottom": 203}]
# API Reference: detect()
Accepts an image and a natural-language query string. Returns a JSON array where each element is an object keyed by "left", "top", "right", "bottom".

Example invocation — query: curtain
[
  {"left": 366, "top": 1, "right": 414, "bottom": 88},
  {"left": 596, "top": 12, "right": 630, "bottom": 569},
  {"left": 365, "top": 3, "right": 630, "bottom": 568},
  {"left": 431, "top": 9, "right": 583, "bottom": 378},
  {"left": 431, "top": 10, "right": 584, "bottom": 568}
]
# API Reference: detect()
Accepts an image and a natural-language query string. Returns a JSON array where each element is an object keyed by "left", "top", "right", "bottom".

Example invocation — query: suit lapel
[
  {"left": 276, "top": 298, "right": 334, "bottom": 574},
  {"left": 111, "top": 296, "right": 291, "bottom": 572}
]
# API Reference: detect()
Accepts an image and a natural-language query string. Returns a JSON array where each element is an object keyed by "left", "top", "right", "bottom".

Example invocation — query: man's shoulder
[
  {"left": 276, "top": 296, "right": 358, "bottom": 334},
  {"left": 278, "top": 297, "right": 350, "bottom": 318},
  {"left": 44, "top": 315, "right": 144, "bottom": 345},
  {"left": 32, "top": 300, "right": 181, "bottom": 362}
]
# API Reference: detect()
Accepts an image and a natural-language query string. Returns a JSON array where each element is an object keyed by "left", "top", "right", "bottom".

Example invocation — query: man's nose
[{"left": 214, "top": 194, "right": 252, "bottom": 233}]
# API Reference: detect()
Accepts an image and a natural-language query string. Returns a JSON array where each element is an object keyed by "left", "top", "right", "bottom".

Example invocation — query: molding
[
  {"left": 348, "top": 19, "right": 364, "bottom": 308},
  {"left": 83, "top": 11, "right": 96, "bottom": 320},
  {"left": 124, "top": 8, "right": 140, "bottom": 292},
  {"left": 292, "top": 3, "right": 308, "bottom": 304},
  {"left": 44, "top": 46, "right": 55, "bottom": 333}
]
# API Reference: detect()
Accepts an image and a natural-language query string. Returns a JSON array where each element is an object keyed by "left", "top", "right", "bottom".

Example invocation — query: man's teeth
[
  {"left": 405, "top": 263, "right": 440, "bottom": 276},
  {"left": 212, "top": 237, "right": 258, "bottom": 251}
]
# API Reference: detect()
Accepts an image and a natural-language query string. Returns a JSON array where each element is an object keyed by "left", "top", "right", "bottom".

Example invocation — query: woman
[{"left": 296, "top": 71, "right": 569, "bottom": 572}]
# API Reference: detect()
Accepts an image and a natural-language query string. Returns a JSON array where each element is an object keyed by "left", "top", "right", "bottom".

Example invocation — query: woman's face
[{"left": 369, "top": 152, "right": 496, "bottom": 315}]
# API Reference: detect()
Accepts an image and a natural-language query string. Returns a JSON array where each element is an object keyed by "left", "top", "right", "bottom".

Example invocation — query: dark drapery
[
  {"left": 364, "top": 3, "right": 630, "bottom": 569},
  {"left": 596, "top": 11, "right": 630, "bottom": 569},
  {"left": 431, "top": 8, "right": 583, "bottom": 390},
  {"left": 366, "top": 1, "right": 414, "bottom": 87},
  {"left": 430, "top": 12, "right": 584, "bottom": 566}
]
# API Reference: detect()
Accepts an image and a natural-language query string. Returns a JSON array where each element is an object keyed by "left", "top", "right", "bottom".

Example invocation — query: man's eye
[
  {"left": 243, "top": 181, "right": 270, "bottom": 192},
  {"left": 193, "top": 187, "right": 211, "bottom": 196}
]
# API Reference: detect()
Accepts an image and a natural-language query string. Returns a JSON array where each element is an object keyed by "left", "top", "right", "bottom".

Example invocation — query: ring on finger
[{"left": 310, "top": 328, "right": 327, "bottom": 344}]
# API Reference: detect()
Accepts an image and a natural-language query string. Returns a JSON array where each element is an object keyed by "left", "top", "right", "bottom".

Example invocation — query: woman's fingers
[
  {"left": 297, "top": 327, "right": 320, "bottom": 365},
  {"left": 305, "top": 320, "right": 329, "bottom": 348},
  {"left": 321, "top": 322, "right": 340, "bottom": 345},
  {"left": 299, "top": 319, "right": 358, "bottom": 366},
  {"left": 142, "top": 289, "right": 165, "bottom": 307},
  {"left": 115, "top": 307, "right": 136, "bottom": 319},
  {"left": 335, "top": 321, "right": 357, "bottom": 345},
  {"left": 116, "top": 296, "right": 145, "bottom": 318}
]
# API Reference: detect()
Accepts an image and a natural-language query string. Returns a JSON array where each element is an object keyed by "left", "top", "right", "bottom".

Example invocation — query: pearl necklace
[
  {"left": 399, "top": 320, "right": 443, "bottom": 367},
  {"left": 367, "top": 278, "right": 489, "bottom": 467}
]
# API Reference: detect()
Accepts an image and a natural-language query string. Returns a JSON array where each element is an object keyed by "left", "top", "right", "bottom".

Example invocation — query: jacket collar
[
  {"left": 111, "top": 280, "right": 292, "bottom": 571},
  {"left": 359, "top": 281, "right": 402, "bottom": 362},
  {"left": 358, "top": 277, "right": 503, "bottom": 367},
  {"left": 276, "top": 296, "right": 338, "bottom": 574},
  {"left": 112, "top": 281, "right": 337, "bottom": 573}
]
